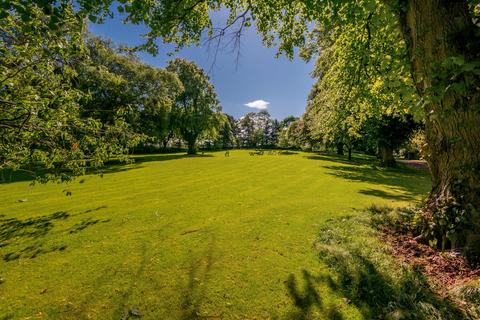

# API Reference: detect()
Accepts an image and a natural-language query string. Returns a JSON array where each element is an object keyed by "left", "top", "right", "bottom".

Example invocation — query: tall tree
[
  {"left": 278, "top": 116, "right": 299, "bottom": 148},
  {"left": 234, "top": 111, "right": 278, "bottom": 148},
  {"left": 393, "top": 1, "right": 480, "bottom": 258},
  {"left": 362, "top": 114, "right": 418, "bottom": 167},
  {"left": 5, "top": 0, "right": 480, "bottom": 259},
  {"left": 285, "top": 118, "right": 315, "bottom": 150},
  {"left": 166, "top": 58, "right": 222, "bottom": 155},
  {"left": 0, "top": 3, "right": 139, "bottom": 181},
  {"left": 77, "top": 37, "right": 183, "bottom": 145},
  {"left": 214, "top": 114, "right": 236, "bottom": 149}
]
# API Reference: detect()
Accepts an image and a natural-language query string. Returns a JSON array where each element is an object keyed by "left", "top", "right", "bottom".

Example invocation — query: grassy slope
[{"left": 0, "top": 151, "right": 438, "bottom": 319}]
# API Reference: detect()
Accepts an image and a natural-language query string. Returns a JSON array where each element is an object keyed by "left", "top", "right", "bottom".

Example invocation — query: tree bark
[
  {"left": 162, "top": 138, "right": 169, "bottom": 149},
  {"left": 397, "top": 0, "right": 480, "bottom": 260},
  {"left": 187, "top": 139, "right": 197, "bottom": 155},
  {"left": 162, "top": 132, "right": 173, "bottom": 149},
  {"left": 379, "top": 146, "right": 396, "bottom": 167},
  {"left": 336, "top": 141, "right": 344, "bottom": 155}
]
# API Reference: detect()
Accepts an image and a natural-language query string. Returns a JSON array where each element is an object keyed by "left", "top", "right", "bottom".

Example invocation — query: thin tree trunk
[
  {"left": 348, "top": 146, "right": 352, "bottom": 161},
  {"left": 162, "top": 139, "right": 169, "bottom": 149},
  {"left": 162, "top": 132, "right": 173, "bottom": 149},
  {"left": 396, "top": 0, "right": 480, "bottom": 260}
]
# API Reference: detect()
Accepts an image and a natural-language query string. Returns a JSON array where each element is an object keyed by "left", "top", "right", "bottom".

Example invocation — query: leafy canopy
[
  {"left": 0, "top": 4, "right": 134, "bottom": 181},
  {"left": 166, "top": 58, "right": 223, "bottom": 153}
]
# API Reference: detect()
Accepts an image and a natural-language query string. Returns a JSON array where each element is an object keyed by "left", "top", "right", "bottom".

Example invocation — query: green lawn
[{"left": 1, "top": 151, "right": 462, "bottom": 319}]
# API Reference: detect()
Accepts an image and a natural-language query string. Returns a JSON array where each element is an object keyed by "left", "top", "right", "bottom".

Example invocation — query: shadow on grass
[
  {"left": 278, "top": 151, "right": 299, "bottom": 155},
  {"left": 306, "top": 153, "right": 430, "bottom": 202},
  {"left": 180, "top": 236, "right": 216, "bottom": 320},
  {"left": 283, "top": 216, "right": 468, "bottom": 319},
  {"left": 0, "top": 169, "right": 40, "bottom": 184},
  {"left": 316, "top": 248, "right": 466, "bottom": 319},
  {"left": 0, "top": 206, "right": 109, "bottom": 261},
  {"left": 304, "top": 153, "right": 373, "bottom": 166},
  {"left": 86, "top": 154, "right": 215, "bottom": 177},
  {"left": 0, "top": 211, "right": 70, "bottom": 245},
  {"left": 134, "top": 153, "right": 213, "bottom": 163},
  {"left": 358, "top": 188, "right": 415, "bottom": 201},
  {"left": 113, "top": 242, "right": 149, "bottom": 320},
  {"left": 0, "top": 154, "right": 214, "bottom": 184},
  {"left": 68, "top": 217, "right": 111, "bottom": 234},
  {"left": 284, "top": 270, "right": 344, "bottom": 320}
]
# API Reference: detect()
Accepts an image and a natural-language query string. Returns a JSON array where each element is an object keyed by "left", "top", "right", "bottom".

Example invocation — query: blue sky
[{"left": 89, "top": 13, "right": 315, "bottom": 120}]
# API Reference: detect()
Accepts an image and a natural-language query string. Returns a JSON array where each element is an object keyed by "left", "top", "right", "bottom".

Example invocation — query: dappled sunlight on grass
[{"left": 0, "top": 151, "right": 432, "bottom": 319}]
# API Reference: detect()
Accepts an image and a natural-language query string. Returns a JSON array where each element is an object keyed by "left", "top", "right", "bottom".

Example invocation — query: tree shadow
[
  {"left": 283, "top": 270, "right": 346, "bottom": 320},
  {"left": 0, "top": 206, "right": 109, "bottom": 262},
  {"left": 315, "top": 247, "right": 467, "bottom": 319},
  {"left": 68, "top": 217, "right": 111, "bottom": 234},
  {"left": 278, "top": 151, "right": 299, "bottom": 155},
  {"left": 285, "top": 271, "right": 322, "bottom": 312},
  {"left": 89, "top": 154, "right": 214, "bottom": 176},
  {"left": 3, "top": 243, "right": 67, "bottom": 262},
  {"left": 289, "top": 216, "right": 469, "bottom": 319},
  {"left": 0, "top": 154, "right": 214, "bottom": 184},
  {"left": 305, "top": 153, "right": 430, "bottom": 201},
  {"left": 134, "top": 153, "right": 213, "bottom": 163},
  {"left": 321, "top": 164, "right": 429, "bottom": 199},
  {"left": 180, "top": 236, "right": 216, "bottom": 320},
  {"left": 304, "top": 153, "right": 373, "bottom": 166},
  {"left": 0, "top": 211, "right": 70, "bottom": 246},
  {"left": 358, "top": 188, "right": 416, "bottom": 201},
  {"left": 0, "top": 169, "right": 38, "bottom": 184},
  {"left": 113, "top": 242, "right": 149, "bottom": 320},
  {"left": 79, "top": 206, "right": 108, "bottom": 214}
]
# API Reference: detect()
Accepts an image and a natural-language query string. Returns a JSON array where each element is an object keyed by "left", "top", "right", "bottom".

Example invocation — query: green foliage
[
  {"left": 362, "top": 114, "right": 418, "bottom": 151},
  {"left": 234, "top": 111, "right": 278, "bottom": 148},
  {"left": 369, "top": 201, "right": 474, "bottom": 257},
  {"left": 277, "top": 116, "right": 299, "bottom": 148},
  {"left": 303, "top": 2, "right": 420, "bottom": 156},
  {"left": 294, "top": 0, "right": 428, "bottom": 164},
  {"left": 284, "top": 118, "right": 314, "bottom": 150},
  {"left": 0, "top": 3, "right": 138, "bottom": 181},
  {"left": 402, "top": 129, "right": 427, "bottom": 160},
  {"left": 369, "top": 204, "right": 424, "bottom": 236},
  {"left": 76, "top": 37, "right": 183, "bottom": 144},
  {"left": 213, "top": 113, "right": 236, "bottom": 149},
  {"left": 166, "top": 58, "right": 223, "bottom": 154},
  {"left": 315, "top": 213, "right": 468, "bottom": 319},
  {"left": 422, "top": 55, "right": 480, "bottom": 111},
  {"left": 455, "top": 280, "right": 480, "bottom": 318}
]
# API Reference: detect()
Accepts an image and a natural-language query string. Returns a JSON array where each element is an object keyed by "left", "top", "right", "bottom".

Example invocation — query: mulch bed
[
  {"left": 379, "top": 228, "right": 480, "bottom": 287},
  {"left": 397, "top": 160, "right": 429, "bottom": 171}
]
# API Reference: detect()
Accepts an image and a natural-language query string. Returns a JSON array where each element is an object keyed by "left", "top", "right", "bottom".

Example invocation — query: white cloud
[{"left": 244, "top": 99, "right": 270, "bottom": 110}]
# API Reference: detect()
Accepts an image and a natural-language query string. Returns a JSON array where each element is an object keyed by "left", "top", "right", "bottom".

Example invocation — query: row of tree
[
  {"left": 80, "top": 38, "right": 232, "bottom": 156},
  {"left": 2, "top": 1, "right": 479, "bottom": 261},
  {"left": 1, "top": 7, "right": 225, "bottom": 181},
  {"left": 200, "top": 112, "right": 296, "bottom": 150}
]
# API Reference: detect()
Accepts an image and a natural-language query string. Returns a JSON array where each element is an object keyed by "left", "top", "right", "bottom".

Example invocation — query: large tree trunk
[
  {"left": 397, "top": 0, "right": 480, "bottom": 261},
  {"left": 187, "top": 139, "right": 197, "bottom": 155},
  {"left": 379, "top": 146, "right": 396, "bottom": 167}
]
